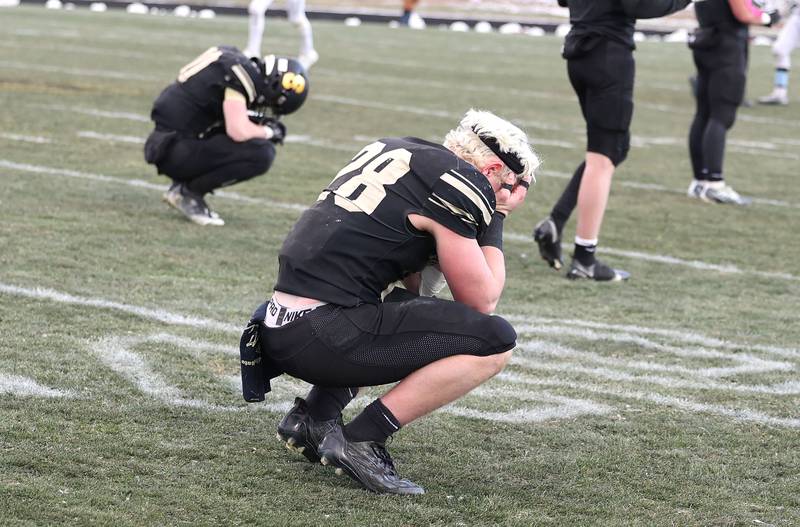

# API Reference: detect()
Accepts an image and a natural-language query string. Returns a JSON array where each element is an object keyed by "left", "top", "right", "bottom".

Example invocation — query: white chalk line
[
  {"left": 22, "top": 97, "right": 800, "bottom": 205},
  {"left": 499, "top": 373, "right": 800, "bottom": 429},
  {"left": 77, "top": 131, "right": 145, "bottom": 144},
  {"left": 0, "top": 133, "right": 51, "bottom": 144},
  {"left": 513, "top": 337, "right": 792, "bottom": 379},
  {"left": 0, "top": 60, "right": 159, "bottom": 82},
  {"left": 508, "top": 315, "right": 800, "bottom": 359},
  {"left": 0, "top": 373, "right": 76, "bottom": 398},
  {"left": 0, "top": 282, "right": 240, "bottom": 334},
  {"left": 3, "top": 157, "right": 798, "bottom": 281},
  {"left": 3, "top": 282, "right": 797, "bottom": 426},
  {"left": 0, "top": 159, "right": 307, "bottom": 212}
]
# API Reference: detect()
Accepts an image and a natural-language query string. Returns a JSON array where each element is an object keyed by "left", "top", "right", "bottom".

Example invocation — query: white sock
[{"left": 575, "top": 236, "right": 598, "bottom": 247}]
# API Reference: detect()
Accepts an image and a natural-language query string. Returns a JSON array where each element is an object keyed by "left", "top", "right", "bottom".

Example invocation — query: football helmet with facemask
[{"left": 254, "top": 54, "right": 309, "bottom": 116}]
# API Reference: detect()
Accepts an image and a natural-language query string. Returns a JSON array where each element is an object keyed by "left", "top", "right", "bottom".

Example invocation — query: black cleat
[
  {"left": 567, "top": 258, "right": 630, "bottom": 282},
  {"left": 276, "top": 397, "right": 340, "bottom": 463},
  {"left": 533, "top": 216, "right": 563, "bottom": 270},
  {"left": 318, "top": 426, "right": 425, "bottom": 495}
]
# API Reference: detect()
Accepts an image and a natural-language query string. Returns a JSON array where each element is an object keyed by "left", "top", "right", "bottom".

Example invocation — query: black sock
[
  {"left": 550, "top": 161, "right": 585, "bottom": 234},
  {"left": 305, "top": 386, "right": 358, "bottom": 421},
  {"left": 708, "top": 172, "right": 723, "bottom": 183},
  {"left": 343, "top": 399, "right": 401, "bottom": 443},
  {"left": 574, "top": 242, "right": 597, "bottom": 266},
  {"left": 695, "top": 169, "right": 710, "bottom": 181}
]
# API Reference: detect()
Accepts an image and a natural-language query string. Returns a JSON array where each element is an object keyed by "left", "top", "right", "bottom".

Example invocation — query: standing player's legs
[
  {"left": 759, "top": 8, "right": 800, "bottom": 105},
  {"left": 688, "top": 39, "right": 750, "bottom": 205},
  {"left": 688, "top": 65, "right": 712, "bottom": 195},
  {"left": 244, "top": 0, "right": 274, "bottom": 58},
  {"left": 287, "top": 0, "right": 318, "bottom": 69}
]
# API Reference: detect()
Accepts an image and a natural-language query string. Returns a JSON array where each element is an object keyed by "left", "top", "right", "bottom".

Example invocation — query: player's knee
[
  {"left": 487, "top": 315, "right": 516, "bottom": 353},
  {"left": 250, "top": 141, "right": 276, "bottom": 174}
]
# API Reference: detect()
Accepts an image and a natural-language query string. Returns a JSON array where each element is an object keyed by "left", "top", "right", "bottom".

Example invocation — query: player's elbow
[{"left": 470, "top": 294, "right": 500, "bottom": 315}]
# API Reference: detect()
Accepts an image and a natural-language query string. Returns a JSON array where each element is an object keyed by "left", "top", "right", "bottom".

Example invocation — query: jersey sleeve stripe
[
  {"left": 428, "top": 195, "right": 478, "bottom": 226},
  {"left": 448, "top": 170, "right": 493, "bottom": 212},
  {"left": 177, "top": 47, "right": 222, "bottom": 83},
  {"left": 231, "top": 64, "right": 256, "bottom": 104},
  {"left": 440, "top": 173, "right": 492, "bottom": 226}
]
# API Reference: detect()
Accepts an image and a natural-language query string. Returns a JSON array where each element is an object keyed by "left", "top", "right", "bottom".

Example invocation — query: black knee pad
[
  {"left": 587, "top": 127, "right": 630, "bottom": 166},
  {"left": 709, "top": 99, "right": 739, "bottom": 129},
  {"left": 485, "top": 315, "right": 517, "bottom": 354}
]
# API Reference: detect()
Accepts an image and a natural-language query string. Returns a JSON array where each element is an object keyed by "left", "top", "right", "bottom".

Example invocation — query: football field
[{"left": 1, "top": 6, "right": 799, "bottom": 525}]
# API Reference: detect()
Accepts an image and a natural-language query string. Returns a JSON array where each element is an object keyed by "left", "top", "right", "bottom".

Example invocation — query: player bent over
[
  {"left": 144, "top": 47, "right": 308, "bottom": 226},
  {"left": 239, "top": 109, "right": 539, "bottom": 494}
]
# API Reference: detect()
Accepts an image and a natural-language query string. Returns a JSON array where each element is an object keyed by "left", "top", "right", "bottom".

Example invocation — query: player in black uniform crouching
[
  {"left": 144, "top": 47, "right": 308, "bottom": 225},
  {"left": 239, "top": 109, "right": 539, "bottom": 494}
]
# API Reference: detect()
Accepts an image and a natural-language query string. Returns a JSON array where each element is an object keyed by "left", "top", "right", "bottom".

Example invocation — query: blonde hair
[{"left": 443, "top": 109, "right": 540, "bottom": 183}]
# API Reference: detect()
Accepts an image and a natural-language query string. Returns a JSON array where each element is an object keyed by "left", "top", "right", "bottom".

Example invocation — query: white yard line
[
  {"left": 0, "top": 373, "right": 76, "bottom": 398},
  {"left": 0, "top": 60, "right": 158, "bottom": 82},
  {"left": 3, "top": 283, "right": 797, "bottom": 426},
  {"left": 500, "top": 373, "right": 800, "bottom": 428},
  {"left": 3, "top": 158, "right": 798, "bottom": 280},
  {"left": 77, "top": 131, "right": 145, "bottom": 144},
  {"left": 0, "top": 133, "right": 51, "bottom": 144},
  {"left": 0, "top": 282, "right": 240, "bottom": 334}
]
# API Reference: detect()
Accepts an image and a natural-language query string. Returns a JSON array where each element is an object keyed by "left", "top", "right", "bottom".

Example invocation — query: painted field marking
[
  {"left": 3, "top": 158, "right": 798, "bottom": 280},
  {"left": 0, "top": 60, "right": 158, "bottom": 82},
  {"left": 500, "top": 373, "right": 800, "bottom": 429},
  {"left": 0, "top": 373, "right": 76, "bottom": 398},
  {"left": 77, "top": 131, "right": 145, "bottom": 144},
  {"left": 2, "top": 282, "right": 798, "bottom": 427},
  {"left": 0, "top": 133, "right": 51, "bottom": 144}
]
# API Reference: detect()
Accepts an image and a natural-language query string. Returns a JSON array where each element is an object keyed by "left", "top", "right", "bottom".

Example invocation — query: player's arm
[
  {"left": 408, "top": 174, "right": 531, "bottom": 314},
  {"left": 222, "top": 89, "right": 283, "bottom": 142},
  {"left": 728, "top": 0, "right": 779, "bottom": 25},
  {"left": 620, "top": 0, "right": 691, "bottom": 19}
]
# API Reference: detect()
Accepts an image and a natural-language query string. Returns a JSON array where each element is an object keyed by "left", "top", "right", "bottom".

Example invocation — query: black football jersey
[
  {"left": 150, "top": 46, "right": 270, "bottom": 136},
  {"left": 276, "top": 137, "right": 497, "bottom": 306}
]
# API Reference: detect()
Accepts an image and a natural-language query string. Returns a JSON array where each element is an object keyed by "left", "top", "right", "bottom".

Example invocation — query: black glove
[
  {"left": 762, "top": 10, "right": 781, "bottom": 27},
  {"left": 557, "top": 0, "right": 567, "bottom": 6},
  {"left": 263, "top": 118, "right": 286, "bottom": 145}
]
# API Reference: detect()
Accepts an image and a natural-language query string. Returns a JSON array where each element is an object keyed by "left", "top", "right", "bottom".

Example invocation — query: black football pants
[
  {"left": 551, "top": 38, "right": 635, "bottom": 228},
  {"left": 258, "top": 291, "right": 517, "bottom": 388},
  {"left": 689, "top": 33, "right": 748, "bottom": 181},
  {"left": 156, "top": 133, "right": 275, "bottom": 195}
]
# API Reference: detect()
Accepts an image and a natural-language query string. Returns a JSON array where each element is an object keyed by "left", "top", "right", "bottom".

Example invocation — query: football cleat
[
  {"left": 687, "top": 179, "right": 704, "bottom": 199},
  {"left": 297, "top": 49, "right": 319, "bottom": 70},
  {"left": 757, "top": 91, "right": 789, "bottom": 106},
  {"left": 532, "top": 216, "right": 563, "bottom": 270},
  {"left": 567, "top": 258, "right": 630, "bottom": 282},
  {"left": 276, "top": 397, "right": 341, "bottom": 463},
  {"left": 318, "top": 427, "right": 425, "bottom": 495},
  {"left": 162, "top": 183, "right": 225, "bottom": 226},
  {"left": 690, "top": 180, "right": 752, "bottom": 206}
]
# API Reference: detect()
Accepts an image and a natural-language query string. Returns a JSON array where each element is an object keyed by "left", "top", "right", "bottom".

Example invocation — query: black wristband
[{"left": 477, "top": 212, "right": 505, "bottom": 250}]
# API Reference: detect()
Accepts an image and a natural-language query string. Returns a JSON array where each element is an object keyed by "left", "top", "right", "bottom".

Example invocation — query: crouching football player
[
  {"left": 144, "top": 47, "right": 308, "bottom": 225},
  {"left": 239, "top": 109, "right": 539, "bottom": 494}
]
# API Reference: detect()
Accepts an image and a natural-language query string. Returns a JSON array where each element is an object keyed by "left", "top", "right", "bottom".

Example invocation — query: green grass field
[{"left": 1, "top": 6, "right": 799, "bottom": 525}]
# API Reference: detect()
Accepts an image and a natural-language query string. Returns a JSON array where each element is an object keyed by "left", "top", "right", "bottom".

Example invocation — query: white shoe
[
  {"left": 687, "top": 179, "right": 704, "bottom": 199},
  {"left": 163, "top": 183, "right": 225, "bottom": 225},
  {"left": 297, "top": 49, "right": 319, "bottom": 70},
  {"left": 694, "top": 180, "right": 752, "bottom": 206},
  {"left": 408, "top": 12, "right": 426, "bottom": 29},
  {"left": 757, "top": 90, "right": 788, "bottom": 106}
]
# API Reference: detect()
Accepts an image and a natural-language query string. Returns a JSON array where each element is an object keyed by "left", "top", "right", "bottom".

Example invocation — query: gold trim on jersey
[
  {"left": 177, "top": 46, "right": 222, "bottom": 83},
  {"left": 439, "top": 172, "right": 492, "bottom": 226},
  {"left": 231, "top": 63, "right": 256, "bottom": 104},
  {"left": 224, "top": 88, "right": 247, "bottom": 102}
]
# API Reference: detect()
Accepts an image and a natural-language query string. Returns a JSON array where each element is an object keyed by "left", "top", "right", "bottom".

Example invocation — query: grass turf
[{"left": 1, "top": 6, "right": 799, "bottom": 526}]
